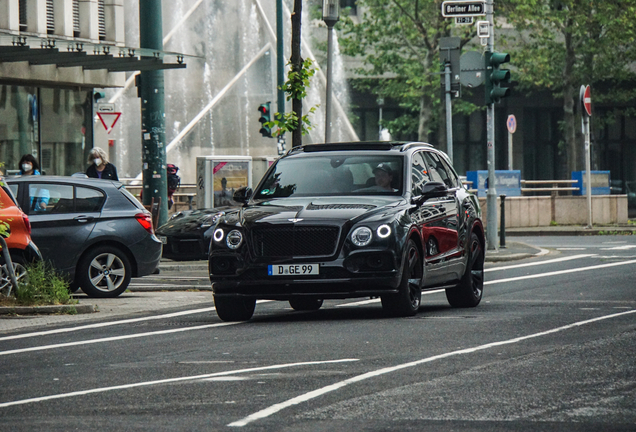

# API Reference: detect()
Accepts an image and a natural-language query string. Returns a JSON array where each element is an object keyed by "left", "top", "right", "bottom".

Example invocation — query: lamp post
[{"left": 323, "top": 0, "right": 339, "bottom": 143}]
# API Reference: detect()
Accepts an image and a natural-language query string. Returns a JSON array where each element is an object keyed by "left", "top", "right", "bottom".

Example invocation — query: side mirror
[
  {"left": 413, "top": 181, "right": 448, "bottom": 203},
  {"left": 232, "top": 187, "right": 252, "bottom": 205}
]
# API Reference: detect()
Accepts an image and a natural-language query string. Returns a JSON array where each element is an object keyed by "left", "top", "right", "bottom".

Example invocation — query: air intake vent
[
  {"left": 97, "top": 0, "right": 106, "bottom": 40},
  {"left": 46, "top": 0, "right": 54, "bottom": 34},
  {"left": 73, "top": 0, "right": 80, "bottom": 37}
]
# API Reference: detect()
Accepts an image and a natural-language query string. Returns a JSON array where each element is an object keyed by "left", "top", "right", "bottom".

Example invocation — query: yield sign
[{"left": 97, "top": 112, "right": 122, "bottom": 134}]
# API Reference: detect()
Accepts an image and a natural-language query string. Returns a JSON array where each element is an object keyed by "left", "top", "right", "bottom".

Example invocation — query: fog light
[
  {"left": 377, "top": 224, "right": 391, "bottom": 238},
  {"left": 213, "top": 228, "right": 224, "bottom": 242}
]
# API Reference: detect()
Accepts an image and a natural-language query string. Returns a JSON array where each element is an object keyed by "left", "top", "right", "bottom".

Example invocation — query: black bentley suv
[{"left": 209, "top": 142, "right": 484, "bottom": 321}]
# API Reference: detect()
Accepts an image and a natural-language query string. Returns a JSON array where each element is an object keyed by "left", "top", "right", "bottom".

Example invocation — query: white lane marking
[
  {"left": 336, "top": 290, "right": 446, "bottom": 308},
  {"left": 601, "top": 245, "right": 636, "bottom": 251},
  {"left": 486, "top": 254, "right": 595, "bottom": 272},
  {"left": 556, "top": 248, "right": 587, "bottom": 251},
  {"left": 0, "top": 359, "right": 359, "bottom": 409},
  {"left": 0, "top": 323, "right": 239, "bottom": 357},
  {"left": 228, "top": 309, "right": 636, "bottom": 427},
  {"left": 0, "top": 300, "right": 272, "bottom": 343},
  {"left": 485, "top": 259, "right": 636, "bottom": 285}
]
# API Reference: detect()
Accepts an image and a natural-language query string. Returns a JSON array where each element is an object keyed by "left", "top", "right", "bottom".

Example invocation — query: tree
[
  {"left": 340, "top": 0, "right": 477, "bottom": 145},
  {"left": 499, "top": 0, "right": 636, "bottom": 177}
]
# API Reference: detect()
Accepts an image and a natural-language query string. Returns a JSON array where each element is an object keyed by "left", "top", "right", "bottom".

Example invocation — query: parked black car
[
  {"left": 156, "top": 209, "right": 225, "bottom": 261},
  {"left": 209, "top": 142, "right": 485, "bottom": 321},
  {"left": 7, "top": 176, "right": 162, "bottom": 297}
]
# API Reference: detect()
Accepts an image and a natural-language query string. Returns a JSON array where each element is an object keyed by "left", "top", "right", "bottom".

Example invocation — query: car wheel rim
[
  {"left": 407, "top": 246, "right": 421, "bottom": 308},
  {"left": 0, "top": 263, "right": 28, "bottom": 294},
  {"left": 469, "top": 239, "right": 484, "bottom": 298},
  {"left": 89, "top": 253, "right": 126, "bottom": 292}
]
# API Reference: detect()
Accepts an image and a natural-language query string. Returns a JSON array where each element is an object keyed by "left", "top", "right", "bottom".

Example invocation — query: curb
[
  {"left": 158, "top": 263, "right": 207, "bottom": 272},
  {"left": 0, "top": 304, "right": 97, "bottom": 315}
]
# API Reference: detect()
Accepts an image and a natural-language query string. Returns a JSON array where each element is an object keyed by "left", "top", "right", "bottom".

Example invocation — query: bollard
[{"left": 500, "top": 194, "right": 506, "bottom": 249}]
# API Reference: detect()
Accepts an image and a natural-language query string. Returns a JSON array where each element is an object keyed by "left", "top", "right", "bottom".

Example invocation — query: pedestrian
[
  {"left": 86, "top": 147, "right": 118, "bottom": 180},
  {"left": 18, "top": 154, "right": 42, "bottom": 175}
]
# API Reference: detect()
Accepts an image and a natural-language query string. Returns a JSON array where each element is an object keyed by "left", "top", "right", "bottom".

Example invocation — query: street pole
[
  {"left": 584, "top": 114, "right": 592, "bottom": 228},
  {"left": 276, "top": 0, "right": 286, "bottom": 153},
  {"left": 508, "top": 130, "right": 512, "bottom": 170},
  {"left": 323, "top": 0, "right": 339, "bottom": 144},
  {"left": 139, "top": 0, "right": 168, "bottom": 227},
  {"left": 378, "top": 98, "right": 384, "bottom": 140},
  {"left": 486, "top": 0, "right": 498, "bottom": 251},
  {"left": 324, "top": 22, "right": 335, "bottom": 143},
  {"left": 444, "top": 62, "right": 454, "bottom": 164}
]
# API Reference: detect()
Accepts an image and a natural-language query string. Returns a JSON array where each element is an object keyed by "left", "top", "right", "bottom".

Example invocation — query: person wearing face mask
[
  {"left": 18, "top": 154, "right": 42, "bottom": 175},
  {"left": 86, "top": 147, "right": 118, "bottom": 180}
]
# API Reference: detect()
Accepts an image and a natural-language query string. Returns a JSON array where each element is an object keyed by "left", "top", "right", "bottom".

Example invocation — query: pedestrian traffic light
[
  {"left": 93, "top": 91, "right": 106, "bottom": 102},
  {"left": 258, "top": 102, "right": 273, "bottom": 138},
  {"left": 485, "top": 51, "right": 511, "bottom": 104}
]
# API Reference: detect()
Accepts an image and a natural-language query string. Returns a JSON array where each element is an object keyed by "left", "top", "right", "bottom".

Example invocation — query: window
[
  {"left": 98, "top": 0, "right": 106, "bottom": 40},
  {"left": 46, "top": 0, "right": 55, "bottom": 34},
  {"left": 422, "top": 152, "right": 455, "bottom": 189},
  {"left": 76, "top": 187, "right": 104, "bottom": 212},
  {"left": 29, "top": 184, "right": 73, "bottom": 214},
  {"left": 411, "top": 152, "right": 431, "bottom": 196}
]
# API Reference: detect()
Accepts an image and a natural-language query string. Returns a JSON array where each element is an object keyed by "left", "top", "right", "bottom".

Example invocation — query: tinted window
[
  {"left": 29, "top": 184, "right": 73, "bottom": 214},
  {"left": 423, "top": 152, "right": 455, "bottom": 188},
  {"left": 254, "top": 155, "right": 404, "bottom": 198},
  {"left": 411, "top": 152, "right": 431, "bottom": 196},
  {"left": 76, "top": 187, "right": 105, "bottom": 212}
]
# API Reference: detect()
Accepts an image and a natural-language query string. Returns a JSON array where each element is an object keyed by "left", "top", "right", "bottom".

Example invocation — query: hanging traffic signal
[
  {"left": 485, "top": 51, "right": 511, "bottom": 105},
  {"left": 258, "top": 102, "right": 273, "bottom": 138}
]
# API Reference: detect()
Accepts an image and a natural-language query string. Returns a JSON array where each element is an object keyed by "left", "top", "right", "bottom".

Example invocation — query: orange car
[{"left": 0, "top": 178, "right": 42, "bottom": 290}]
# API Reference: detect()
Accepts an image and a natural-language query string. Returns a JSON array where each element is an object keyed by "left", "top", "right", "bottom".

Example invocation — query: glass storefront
[{"left": 0, "top": 85, "right": 92, "bottom": 176}]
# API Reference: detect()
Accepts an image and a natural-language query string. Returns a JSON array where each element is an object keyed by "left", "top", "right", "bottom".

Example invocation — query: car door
[
  {"left": 419, "top": 151, "right": 462, "bottom": 284},
  {"left": 25, "top": 182, "right": 102, "bottom": 275}
]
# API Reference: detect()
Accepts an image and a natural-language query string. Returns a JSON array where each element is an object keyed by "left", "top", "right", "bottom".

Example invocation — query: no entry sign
[{"left": 581, "top": 85, "right": 592, "bottom": 117}]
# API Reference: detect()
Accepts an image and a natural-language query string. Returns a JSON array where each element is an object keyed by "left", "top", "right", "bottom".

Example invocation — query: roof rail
[
  {"left": 289, "top": 141, "right": 413, "bottom": 154},
  {"left": 399, "top": 142, "right": 434, "bottom": 152}
]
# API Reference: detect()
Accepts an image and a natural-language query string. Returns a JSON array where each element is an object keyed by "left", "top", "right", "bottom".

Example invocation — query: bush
[{"left": 12, "top": 261, "right": 77, "bottom": 306}]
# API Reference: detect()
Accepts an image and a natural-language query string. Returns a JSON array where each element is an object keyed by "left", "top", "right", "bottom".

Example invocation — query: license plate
[
  {"left": 268, "top": 264, "right": 319, "bottom": 276},
  {"left": 158, "top": 236, "right": 167, "bottom": 244}
]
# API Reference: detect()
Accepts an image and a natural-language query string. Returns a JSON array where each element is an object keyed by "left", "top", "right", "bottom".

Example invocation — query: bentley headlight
[
  {"left": 226, "top": 230, "right": 243, "bottom": 249},
  {"left": 213, "top": 228, "right": 224, "bottom": 242},
  {"left": 376, "top": 224, "right": 391, "bottom": 239},
  {"left": 351, "top": 227, "right": 373, "bottom": 247}
]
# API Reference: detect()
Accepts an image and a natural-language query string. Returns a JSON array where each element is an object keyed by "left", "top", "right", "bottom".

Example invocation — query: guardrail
[
  {"left": 521, "top": 180, "right": 579, "bottom": 195},
  {"left": 119, "top": 179, "right": 197, "bottom": 212}
]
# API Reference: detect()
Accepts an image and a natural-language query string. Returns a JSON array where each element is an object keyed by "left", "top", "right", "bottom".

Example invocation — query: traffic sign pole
[
  {"left": 580, "top": 85, "right": 593, "bottom": 228},
  {"left": 485, "top": 0, "right": 497, "bottom": 251},
  {"left": 506, "top": 115, "right": 516, "bottom": 170}
]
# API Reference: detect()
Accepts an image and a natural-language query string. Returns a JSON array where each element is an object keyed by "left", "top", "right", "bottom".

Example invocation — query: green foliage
[
  {"left": 13, "top": 261, "right": 76, "bottom": 306},
  {"left": 339, "top": 0, "right": 480, "bottom": 140},
  {"left": 267, "top": 58, "right": 319, "bottom": 136}
]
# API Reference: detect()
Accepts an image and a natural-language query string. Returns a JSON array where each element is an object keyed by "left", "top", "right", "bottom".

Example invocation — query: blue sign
[
  {"left": 466, "top": 170, "right": 521, "bottom": 198},
  {"left": 572, "top": 171, "right": 610, "bottom": 195}
]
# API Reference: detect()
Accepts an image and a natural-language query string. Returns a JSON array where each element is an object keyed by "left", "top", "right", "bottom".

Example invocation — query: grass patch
[{"left": 0, "top": 261, "right": 78, "bottom": 307}]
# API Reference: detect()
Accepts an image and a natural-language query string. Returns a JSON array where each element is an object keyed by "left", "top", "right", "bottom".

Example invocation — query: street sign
[
  {"left": 581, "top": 85, "right": 592, "bottom": 117},
  {"left": 97, "top": 103, "right": 115, "bottom": 113},
  {"left": 459, "top": 51, "right": 485, "bottom": 88},
  {"left": 455, "top": 16, "right": 473, "bottom": 25},
  {"left": 507, "top": 115, "right": 517, "bottom": 134},
  {"left": 476, "top": 20, "right": 489, "bottom": 38},
  {"left": 97, "top": 112, "right": 122, "bottom": 134},
  {"left": 441, "top": 1, "right": 485, "bottom": 17}
]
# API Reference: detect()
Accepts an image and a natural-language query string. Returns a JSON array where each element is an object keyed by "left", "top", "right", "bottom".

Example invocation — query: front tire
[
  {"left": 381, "top": 239, "right": 422, "bottom": 317},
  {"left": 0, "top": 255, "right": 29, "bottom": 295},
  {"left": 446, "top": 232, "right": 484, "bottom": 308},
  {"left": 77, "top": 246, "right": 132, "bottom": 298},
  {"left": 289, "top": 298, "right": 323, "bottom": 311},
  {"left": 214, "top": 295, "right": 256, "bottom": 321}
]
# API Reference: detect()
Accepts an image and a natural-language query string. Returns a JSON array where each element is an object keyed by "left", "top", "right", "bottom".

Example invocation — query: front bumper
[{"left": 210, "top": 249, "right": 402, "bottom": 300}]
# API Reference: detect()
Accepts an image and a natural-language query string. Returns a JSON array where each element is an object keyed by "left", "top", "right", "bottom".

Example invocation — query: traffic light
[
  {"left": 485, "top": 51, "right": 511, "bottom": 104},
  {"left": 258, "top": 102, "right": 273, "bottom": 138},
  {"left": 93, "top": 90, "right": 106, "bottom": 102}
]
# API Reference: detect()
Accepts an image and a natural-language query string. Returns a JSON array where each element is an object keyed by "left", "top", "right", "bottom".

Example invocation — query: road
[{"left": 0, "top": 235, "right": 635, "bottom": 431}]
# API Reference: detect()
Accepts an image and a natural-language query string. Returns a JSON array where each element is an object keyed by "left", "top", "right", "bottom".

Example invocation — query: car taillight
[
  {"left": 22, "top": 213, "right": 31, "bottom": 235},
  {"left": 135, "top": 213, "right": 154, "bottom": 234}
]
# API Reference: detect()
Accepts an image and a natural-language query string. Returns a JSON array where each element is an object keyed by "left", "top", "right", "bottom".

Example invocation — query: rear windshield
[
  {"left": 254, "top": 154, "right": 404, "bottom": 199},
  {"left": 120, "top": 186, "right": 146, "bottom": 211}
]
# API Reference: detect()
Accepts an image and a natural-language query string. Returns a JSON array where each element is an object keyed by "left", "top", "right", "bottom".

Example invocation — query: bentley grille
[{"left": 252, "top": 226, "right": 340, "bottom": 257}]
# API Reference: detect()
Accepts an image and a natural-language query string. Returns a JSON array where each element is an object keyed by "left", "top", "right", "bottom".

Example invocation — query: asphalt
[{"left": 1, "top": 224, "right": 634, "bottom": 332}]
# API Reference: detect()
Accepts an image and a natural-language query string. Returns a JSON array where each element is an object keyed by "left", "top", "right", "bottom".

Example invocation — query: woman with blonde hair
[{"left": 86, "top": 147, "right": 118, "bottom": 180}]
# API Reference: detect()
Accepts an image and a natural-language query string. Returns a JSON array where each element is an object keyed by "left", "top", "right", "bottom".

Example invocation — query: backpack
[{"left": 167, "top": 164, "right": 180, "bottom": 195}]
